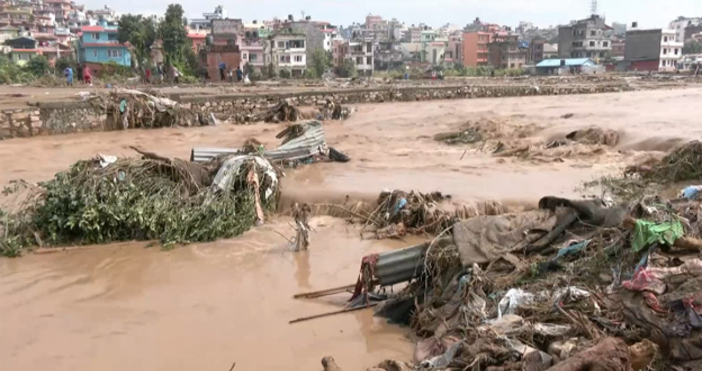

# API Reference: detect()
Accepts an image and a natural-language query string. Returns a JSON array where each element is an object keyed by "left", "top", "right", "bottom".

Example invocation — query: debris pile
[
  {"left": 435, "top": 119, "right": 623, "bottom": 162},
  {"left": 234, "top": 99, "right": 306, "bottom": 124},
  {"left": 593, "top": 140, "right": 702, "bottom": 200},
  {"left": 191, "top": 120, "right": 351, "bottom": 168},
  {"left": 0, "top": 148, "right": 280, "bottom": 256},
  {"left": 340, "top": 193, "right": 702, "bottom": 370},
  {"left": 307, "top": 189, "right": 505, "bottom": 240},
  {"left": 88, "top": 89, "right": 203, "bottom": 129},
  {"left": 233, "top": 99, "right": 353, "bottom": 124},
  {"left": 642, "top": 140, "right": 702, "bottom": 182}
]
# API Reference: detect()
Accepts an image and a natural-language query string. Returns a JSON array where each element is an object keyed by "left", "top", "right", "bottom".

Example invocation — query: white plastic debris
[
  {"left": 533, "top": 323, "right": 572, "bottom": 337},
  {"left": 498, "top": 288, "right": 534, "bottom": 318},
  {"left": 97, "top": 154, "right": 117, "bottom": 168},
  {"left": 552, "top": 286, "right": 591, "bottom": 305}
]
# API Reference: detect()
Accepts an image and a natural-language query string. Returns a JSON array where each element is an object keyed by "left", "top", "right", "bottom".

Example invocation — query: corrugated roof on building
[{"left": 536, "top": 58, "right": 595, "bottom": 68}]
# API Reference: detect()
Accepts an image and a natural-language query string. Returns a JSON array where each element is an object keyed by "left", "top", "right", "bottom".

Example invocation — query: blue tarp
[{"left": 536, "top": 58, "right": 596, "bottom": 68}]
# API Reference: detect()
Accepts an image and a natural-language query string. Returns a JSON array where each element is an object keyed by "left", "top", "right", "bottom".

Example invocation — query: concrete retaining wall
[{"left": 0, "top": 83, "right": 631, "bottom": 140}]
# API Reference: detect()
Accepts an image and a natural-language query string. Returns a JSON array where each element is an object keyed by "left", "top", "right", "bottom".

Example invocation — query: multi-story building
[
  {"left": 528, "top": 39, "right": 545, "bottom": 64},
  {"left": 404, "top": 26, "right": 421, "bottom": 43},
  {"left": 611, "top": 37, "right": 626, "bottom": 58},
  {"left": 86, "top": 5, "right": 118, "bottom": 23},
  {"left": 190, "top": 5, "right": 227, "bottom": 31},
  {"left": 281, "top": 16, "right": 332, "bottom": 70},
  {"left": 332, "top": 39, "right": 346, "bottom": 67},
  {"left": 446, "top": 34, "right": 462, "bottom": 66},
  {"left": 0, "top": 25, "right": 20, "bottom": 42},
  {"left": 347, "top": 38, "right": 374, "bottom": 75},
  {"left": 44, "top": 0, "right": 74, "bottom": 24},
  {"left": 669, "top": 16, "right": 702, "bottom": 42},
  {"left": 462, "top": 31, "right": 492, "bottom": 67},
  {"left": 488, "top": 33, "right": 527, "bottom": 69},
  {"left": 365, "top": 14, "right": 384, "bottom": 30},
  {"left": 558, "top": 15, "right": 612, "bottom": 60},
  {"left": 240, "top": 37, "right": 268, "bottom": 69},
  {"left": 374, "top": 41, "right": 403, "bottom": 70},
  {"left": 77, "top": 23, "right": 131, "bottom": 67},
  {"left": 271, "top": 31, "right": 307, "bottom": 76},
  {"left": 186, "top": 31, "right": 206, "bottom": 53},
  {"left": 625, "top": 28, "right": 683, "bottom": 72}
]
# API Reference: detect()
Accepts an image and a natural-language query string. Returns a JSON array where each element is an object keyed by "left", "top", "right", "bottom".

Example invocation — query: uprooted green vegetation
[
  {"left": 583, "top": 140, "right": 702, "bottom": 200},
  {"left": 1, "top": 157, "right": 278, "bottom": 257}
]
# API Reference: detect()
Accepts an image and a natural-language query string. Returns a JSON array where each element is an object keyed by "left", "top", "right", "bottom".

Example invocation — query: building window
[
  {"left": 277, "top": 41, "right": 285, "bottom": 48},
  {"left": 366, "top": 56, "right": 372, "bottom": 65},
  {"left": 92, "top": 50, "right": 98, "bottom": 58},
  {"left": 366, "top": 44, "right": 372, "bottom": 53},
  {"left": 249, "top": 54, "right": 258, "bottom": 62},
  {"left": 92, "top": 32, "right": 99, "bottom": 40},
  {"left": 590, "top": 30, "right": 596, "bottom": 36},
  {"left": 602, "top": 41, "right": 608, "bottom": 47},
  {"left": 663, "top": 48, "right": 667, "bottom": 55},
  {"left": 294, "top": 55, "right": 303, "bottom": 62},
  {"left": 356, "top": 56, "right": 362, "bottom": 65},
  {"left": 107, "top": 49, "right": 122, "bottom": 58},
  {"left": 664, "top": 36, "right": 668, "bottom": 42},
  {"left": 18, "top": 54, "right": 30, "bottom": 60},
  {"left": 674, "top": 48, "right": 678, "bottom": 55},
  {"left": 589, "top": 41, "right": 596, "bottom": 47},
  {"left": 510, "top": 63, "right": 515, "bottom": 68},
  {"left": 242, "top": 53, "right": 247, "bottom": 60}
]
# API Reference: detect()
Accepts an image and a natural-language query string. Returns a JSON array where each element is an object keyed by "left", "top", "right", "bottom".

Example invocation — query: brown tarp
[{"left": 453, "top": 210, "right": 558, "bottom": 266}]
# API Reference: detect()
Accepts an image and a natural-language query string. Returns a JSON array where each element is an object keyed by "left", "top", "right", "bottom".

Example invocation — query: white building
[
  {"left": 322, "top": 29, "right": 335, "bottom": 52},
  {"left": 669, "top": 16, "right": 702, "bottom": 42},
  {"left": 272, "top": 32, "right": 307, "bottom": 76},
  {"left": 190, "top": 6, "right": 227, "bottom": 31},
  {"left": 659, "top": 29, "right": 684, "bottom": 72}
]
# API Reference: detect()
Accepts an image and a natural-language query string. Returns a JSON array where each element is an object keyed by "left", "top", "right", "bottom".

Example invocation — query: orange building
[{"left": 462, "top": 32, "right": 492, "bottom": 67}]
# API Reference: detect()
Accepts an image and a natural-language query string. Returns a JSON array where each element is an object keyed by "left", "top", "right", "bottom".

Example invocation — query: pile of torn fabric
[{"left": 372, "top": 195, "right": 702, "bottom": 371}]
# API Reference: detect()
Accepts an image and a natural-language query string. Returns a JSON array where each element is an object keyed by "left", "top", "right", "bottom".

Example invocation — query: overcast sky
[{"left": 85, "top": 0, "right": 701, "bottom": 29}]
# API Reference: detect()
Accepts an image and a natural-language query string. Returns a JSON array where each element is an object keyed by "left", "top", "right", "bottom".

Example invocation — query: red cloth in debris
[
  {"left": 622, "top": 268, "right": 666, "bottom": 295},
  {"left": 350, "top": 254, "right": 379, "bottom": 302}
]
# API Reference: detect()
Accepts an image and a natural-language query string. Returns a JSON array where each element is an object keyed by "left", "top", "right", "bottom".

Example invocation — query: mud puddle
[{"left": 0, "top": 217, "right": 419, "bottom": 371}]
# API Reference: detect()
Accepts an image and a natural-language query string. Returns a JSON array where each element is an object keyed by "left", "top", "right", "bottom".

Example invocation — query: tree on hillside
[
  {"left": 159, "top": 4, "right": 188, "bottom": 65},
  {"left": 310, "top": 48, "right": 332, "bottom": 78},
  {"left": 117, "top": 14, "right": 156, "bottom": 69},
  {"left": 683, "top": 40, "right": 702, "bottom": 55}
]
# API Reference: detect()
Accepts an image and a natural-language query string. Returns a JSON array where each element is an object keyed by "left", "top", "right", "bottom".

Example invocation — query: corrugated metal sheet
[
  {"left": 190, "top": 120, "right": 327, "bottom": 163},
  {"left": 375, "top": 237, "right": 454, "bottom": 286},
  {"left": 190, "top": 148, "right": 242, "bottom": 162},
  {"left": 375, "top": 242, "right": 429, "bottom": 286},
  {"left": 265, "top": 121, "right": 327, "bottom": 162}
]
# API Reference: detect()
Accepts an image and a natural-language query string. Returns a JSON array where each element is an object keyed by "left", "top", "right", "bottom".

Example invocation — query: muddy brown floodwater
[
  {"left": 1, "top": 87, "right": 701, "bottom": 371},
  {"left": 0, "top": 218, "right": 421, "bottom": 371}
]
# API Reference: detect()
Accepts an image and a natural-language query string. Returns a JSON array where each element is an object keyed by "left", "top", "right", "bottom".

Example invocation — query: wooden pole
[
  {"left": 289, "top": 303, "right": 378, "bottom": 324},
  {"left": 293, "top": 283, "right": 356, "bottom": 299}
]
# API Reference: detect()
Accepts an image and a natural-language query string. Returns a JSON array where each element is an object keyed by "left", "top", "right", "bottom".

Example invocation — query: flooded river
[
  {"left": 0, "top": 218, "right": 418, "bottom": 371},
  {"left": 2, "top": 87, "right": 700, "bottom": 370}
]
